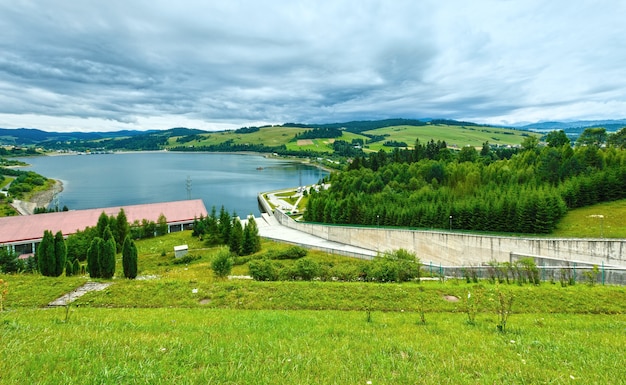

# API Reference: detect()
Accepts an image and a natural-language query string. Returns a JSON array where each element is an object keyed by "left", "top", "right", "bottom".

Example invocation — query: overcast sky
[{"left": 0, "top": 1, "right": 624, "bottom": 132}]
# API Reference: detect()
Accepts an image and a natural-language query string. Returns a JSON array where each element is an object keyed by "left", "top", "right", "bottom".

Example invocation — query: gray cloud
[{"left": 0, "top": 0, "right": 625, "bottom": 132}]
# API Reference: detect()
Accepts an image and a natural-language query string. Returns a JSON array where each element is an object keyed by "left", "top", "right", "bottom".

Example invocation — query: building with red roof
[{"left": 0, "top": 199, "right": 207, "bottom": 255}]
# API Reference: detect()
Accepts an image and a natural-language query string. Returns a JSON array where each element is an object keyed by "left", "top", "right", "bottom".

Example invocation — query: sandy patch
[{"left": 297, "top": 139, "right": 314, "bottom": 146}]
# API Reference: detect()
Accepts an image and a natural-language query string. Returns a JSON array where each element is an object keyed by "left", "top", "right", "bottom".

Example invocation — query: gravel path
[{"left": 48, "top": 281, "right": 112, "bottom": 307}]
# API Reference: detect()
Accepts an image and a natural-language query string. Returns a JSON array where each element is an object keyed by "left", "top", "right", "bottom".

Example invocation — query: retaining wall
[{"left": 274, "top": 210, "right": 626, "bottom": 267}]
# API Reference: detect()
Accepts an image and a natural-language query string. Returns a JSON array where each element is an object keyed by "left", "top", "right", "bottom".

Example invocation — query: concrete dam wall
[{"left": 274, "top": 210, "right": 626, "bottom": 267}]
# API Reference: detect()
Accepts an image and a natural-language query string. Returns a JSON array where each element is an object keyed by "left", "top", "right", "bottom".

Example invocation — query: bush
[
  {"left": 293, "top": 257, "right": 320, "bottom": 280},
  {"left": 172, "top": 254, "right": 202, "bottom": 265},
  {"left": 274, "top": 246, "right": 308, "bottom": 260},
  {"left": 211, "top": 247, "right": 233, "bottom": 279},
  {"left": 249, "top": 259, "right": 279, "bottom": 281}
]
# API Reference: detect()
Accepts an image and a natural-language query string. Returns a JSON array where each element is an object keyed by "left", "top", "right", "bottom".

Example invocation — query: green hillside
[
  {"left": 166, "top": 123, "right": 537, "bottom": 154},
  {"left": 363, "top": 123, "right": 537, "bottom": 151}
]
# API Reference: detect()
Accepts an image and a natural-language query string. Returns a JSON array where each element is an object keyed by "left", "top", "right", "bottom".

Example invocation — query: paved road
[{"left": 248, "top": 213, "right": 377, "bottom": 260}]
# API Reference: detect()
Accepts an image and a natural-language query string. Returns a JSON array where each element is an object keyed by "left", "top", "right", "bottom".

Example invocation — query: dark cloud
[{"left": 0, "top": 0, "right": 624, "bottom": 132}]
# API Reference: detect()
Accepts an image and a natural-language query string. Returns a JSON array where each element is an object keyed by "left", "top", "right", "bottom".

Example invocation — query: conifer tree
[
  {"left": 116, "top": 208, "right": 130, "bottom": 252},
  {"left": 87, "top": 237, "right": 103, "bottom": 278},
  {"left": 37, "top": 230, "right": 55, "bottom": 277},
  {"left": 229, "top": 216, "right": 243, "bottom": 255},
  {"left": 53, "top": 231, "right": 67, "bottom": 277},
  {"left": 122, "top": 235, "right": 138, "bottom": 279},
  {"left": 242, "top": 216, "right": 261, "bottom": 255},
  {"left": 96, "top": 212, "right": 109, "bottom": 238},
  {"left": 100, "top": 226, "right": 116, "bottom": 279}
]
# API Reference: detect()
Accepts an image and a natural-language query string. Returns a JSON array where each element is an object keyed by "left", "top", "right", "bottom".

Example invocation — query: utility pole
[{"left": 186, "top": 176, "right": 192, "bottom": 200}]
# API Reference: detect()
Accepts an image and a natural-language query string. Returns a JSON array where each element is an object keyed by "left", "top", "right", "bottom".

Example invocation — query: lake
[{"left": 20, "top": 152, "right": 328, "bottom": 215}]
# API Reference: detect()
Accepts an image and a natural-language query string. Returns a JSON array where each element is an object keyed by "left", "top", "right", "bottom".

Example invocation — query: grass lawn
[
  {"left": 1, "top": 229, "right": 625, "bottom": 383},
  {"left": 553, "top": 199, "right": 626, "bottom": 238}
]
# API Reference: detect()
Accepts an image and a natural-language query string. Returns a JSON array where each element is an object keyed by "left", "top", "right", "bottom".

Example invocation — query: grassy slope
[
  {"left": 362, "top": 124, "right": 539, "bottom": 151},
  {"left": 165, "top": 124, "right": 537, "bottom": 153},
  {"left": 1, "top": 232, "right": 625, "bottom": 384},
  {"left": 553, "top": 199, "right": 626, "bottom": 238}
]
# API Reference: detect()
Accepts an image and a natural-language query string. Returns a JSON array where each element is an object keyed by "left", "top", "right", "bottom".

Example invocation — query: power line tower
[{"left": 186, "top": 176, "right": 192, "bottom": 200}]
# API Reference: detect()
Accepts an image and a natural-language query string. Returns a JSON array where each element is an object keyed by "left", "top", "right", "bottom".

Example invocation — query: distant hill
[
  {"left": 519, "top": 119, "right": 626, "bottom": 136},
  {"left": 0, "top": 127, "right": 208, "bottom": 146}
]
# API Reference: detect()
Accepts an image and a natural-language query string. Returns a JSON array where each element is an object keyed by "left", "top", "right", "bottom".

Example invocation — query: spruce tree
[
  {"left": 116, "top": 209, "right": 130, "bottom": 252},
  {"left": 100, "top": 226, "right": 116, "bottom": 279},
  {"left": 96, "top": 212, "right": 109, "bottom": 238},
  {"left": 87, "top": 237, "right": 103, "bottom": 278},
  {"left": 53, "top": 231, "right": 67, "bottom": 277},
  {"left": 122, "top": 235, "right": 138, "bottom": 279},
  {"left": 218, "top": 206, "right": 232, "bottom": 245},
  {"left": 37, "top": 230, "right": 55, "bottom": 277},
  {"left": 229, "top": 216, "right": 243, "bottom": 255},
  {"left": 242, "top": 216, "right": 261, "bottom": 255}
]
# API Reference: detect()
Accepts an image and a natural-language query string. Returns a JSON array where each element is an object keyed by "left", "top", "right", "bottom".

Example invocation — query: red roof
[{"left": 0, "top": 200, "right": 207, "bottom": 245}]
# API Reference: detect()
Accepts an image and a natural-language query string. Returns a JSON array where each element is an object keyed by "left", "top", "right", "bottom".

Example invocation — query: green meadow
[
  {"left": 2, "top": 229, "right": 625, "bottom": 384},
  {"left": 165, "top": 123, "right": 537, "bottom": 154}
]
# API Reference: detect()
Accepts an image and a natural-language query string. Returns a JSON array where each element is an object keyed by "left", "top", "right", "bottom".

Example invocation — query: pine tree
[
  {"left": 37, "top": 230, "right": 55, "bottom": 277},
  {"left": 115, "top": 208, "right": 130, "bottom": 252},
  {"left": 229, "top": 216, "right": 243, "bottom": 255},
  {"left": 218, "top": 206, "right": 232, "bottom": 245},
  {"left": 53, "top": 231, "right": 67, "bottom": 277},
  {"left": 87, "top": 237, "right": 103, "bottom": 278},
  {"left": 100, "top": 226, "right": 116, "bottom": 279},
  {"left": 65, "top": 260, "right": 73, "bottom": 277},
  {"left": 242, "top": 216, "right": 261, "bottom": 255},
  {"left": 156, "top": 213, "right": 168, "bottom": 236},
  {"left": 122, "top": 235, "right": 138, "bottom": 279},
  {"left": 96, "top": 212, "right": 109, "bottom": 238}
]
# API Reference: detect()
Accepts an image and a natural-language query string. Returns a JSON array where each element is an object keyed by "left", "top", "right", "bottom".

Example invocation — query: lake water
[{"left": 20, "top": 152, "right": 327, "bottom": 215}]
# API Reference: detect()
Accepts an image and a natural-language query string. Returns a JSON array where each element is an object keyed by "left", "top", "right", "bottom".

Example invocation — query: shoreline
[{"left": 11, "top": 179, "right": 64, "bottom": 215}]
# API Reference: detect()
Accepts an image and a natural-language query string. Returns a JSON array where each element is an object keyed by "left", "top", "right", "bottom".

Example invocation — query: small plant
[
  {"left": 0, "top": 279, "right": 7, "bottom": 312},
  {"left": 417, "top": 287, "right": 426, "bottom": 325},
  {"left": 495, "top": 284, "right": 514, "bottom": 332},
  {"left": 365, "top": 301, "right": 373, "bottom": 323},
  {"left": 583, "top": 265, "right": 600, "bottom": 287},
  {"left": 211, "top": 247, "right": 233, "bottom": 279},
  {"left": 172, "top": 254, "right": 201, "bottom": 265},
  {"left": 464, "top": 290, "right": 478, "bottom": 325}
]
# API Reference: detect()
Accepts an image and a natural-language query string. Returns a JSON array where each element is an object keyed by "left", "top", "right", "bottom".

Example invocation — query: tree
[
  {"left": 458, "top": 146, "right": 478, "bottom": 163},
  {"left": 87, "top": 237, "right": 103, "bottom": 278},
  {"left": 608, "top": 127, "right": 626, "bottom": 149},
  {"left": 100, "top": 226, "right": 117, "bottom": 279},
  {"left": 53, "top": 231, "right": 67, "bottom": 277},
  {"left": 156, "top": 213, "right": 168, "bottom": 236},
  {"left": 122, "top": 235, "right": 138, "bottom": 279},
  {"left": 576, "top": 127, "right": 607, "bottom": 147},
  {"left": 211, "top": 246, "right": 233, "bottom": 279},
  {"left": 0, "top": 248, "right": 19, "bottom": 274},
  {"left": 115, "top": 208, "right": 130, "bottom": 252},
  {"left": 96, "top": 212, "right": 109, "bottom": 238},
  {"left": 37, "top": 230, "right": 56, "bottom": 277},
  {"left": 229, "top": 216, "right": 243, "bottom": 255},
  {"left": 242, "top": 216, "right": 261, "bottom": 255},
  {"left": 218, "top": 206, "right": 232, "bottom": 245},
  {"left": 545, "top": 130, "right": 570, "bottom": 147}
]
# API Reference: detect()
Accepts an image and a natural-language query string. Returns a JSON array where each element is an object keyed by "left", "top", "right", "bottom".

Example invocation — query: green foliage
[
  {"left": 0, "top": 248, "right": 19, "bottom": 274},
  {"left": 292, "top": 257, "right": 320, "bottom": 281},
  {"left": 122, "top": 235, "right": 138, "bottom": 279},
  {"left": 172, "top": 254, "right": 202, "bottom": 265},
  {"left": 156, "top": 213, "right": 168, "bottom": 236},
  {"left": 37, "top": 230, "right": 56, "bottom": 277},
  {"left": 115, "top": 208, "right": 130, "bottom": 252},
  {"left": 211, "top": 247, "right": 233, "bottom": 279},
  {"left": 248, "top": 258, "right": 279, "bottom": 281},
  {"left": 53, "top": 231, "right": 67, "bottom": 277},
  {"left": 100, "top": 235, "right": 117, "bottom": 279},
  {"left": 305, "top": 142, "right": 626, "bottom": 234},
  {"left": 65, "top": 260, "right": 73, "bottom": 277},
  {"left": 87, "top": 237, "right": 102, "bottom": 278},
  {"left": 576, "top": 127, "right": 607, "bottom": 147},
  {"left": 229, "top": 217, "right": 243, "bottom": 255},
  {"left": 241, "top": 216, "right": 261, "bottom": 255}
]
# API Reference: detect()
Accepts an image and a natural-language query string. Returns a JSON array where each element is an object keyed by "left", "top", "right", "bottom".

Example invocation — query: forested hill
[
  {"left": 305, "top": 133, "right": 626, "bottom": 234},
  {"left": 0, "top": 127, "right": 160, "bottom": 146}
]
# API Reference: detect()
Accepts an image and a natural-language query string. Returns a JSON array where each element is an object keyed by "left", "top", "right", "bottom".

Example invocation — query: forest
[{"left": 304, "top": 128, "right": 626, "bottom": 234}]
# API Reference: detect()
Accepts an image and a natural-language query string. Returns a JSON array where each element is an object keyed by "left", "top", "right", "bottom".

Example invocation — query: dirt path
[{"left": 48, "top": 281, "right": 112, "bottom": 307}]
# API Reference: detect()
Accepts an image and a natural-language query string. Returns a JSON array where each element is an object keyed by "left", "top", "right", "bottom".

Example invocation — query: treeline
[
  {"left": 305, "top": 129, "right": 626, "bottom": 234},
  {"left": 293, "top": 127, "right": 342, "bottom": 140},
  {"left": 192, "top": 206, "right": 261, "bottom": 256},
  {"left": 283, "top": 118, "right": 428, "bottom": 134}
]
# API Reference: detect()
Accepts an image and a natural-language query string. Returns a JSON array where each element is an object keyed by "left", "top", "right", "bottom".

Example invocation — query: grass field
[
  {"left": 1, "top": 229, "right": 625, "bottom": 384},
  {"left": 165, "top": 124, "right": 537, "bottom": 154},
  {"left": 362, "top": 124, "right": 539, "bottom": 152},
  {"left": 553, "top": 199, "right": 626, "bottom": 238}
]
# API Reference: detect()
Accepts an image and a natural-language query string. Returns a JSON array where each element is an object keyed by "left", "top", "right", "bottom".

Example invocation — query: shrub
[
  {"left": 172, "top": 254, "right": 202, "bottom": 265},
  {"left": 249, "top": 259, "right": 278, "bottom": 281},
  {"left": 211, "top": 247, "right": 233, "bottom": 279},
  {"left": 274, "top": 246, "right": 308, "bottom": 260},
  {"left": 293, "top": 257, "right": 320, "bottom": 280}
]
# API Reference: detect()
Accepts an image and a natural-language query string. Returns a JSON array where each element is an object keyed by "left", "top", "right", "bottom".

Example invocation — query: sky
[{"left": 0, "top": 1, "right": 625, "bottom": 133}]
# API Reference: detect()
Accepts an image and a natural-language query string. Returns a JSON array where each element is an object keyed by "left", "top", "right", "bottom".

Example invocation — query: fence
[{"left": 424, "top": 261, "right": 626, "bottom": 286}]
